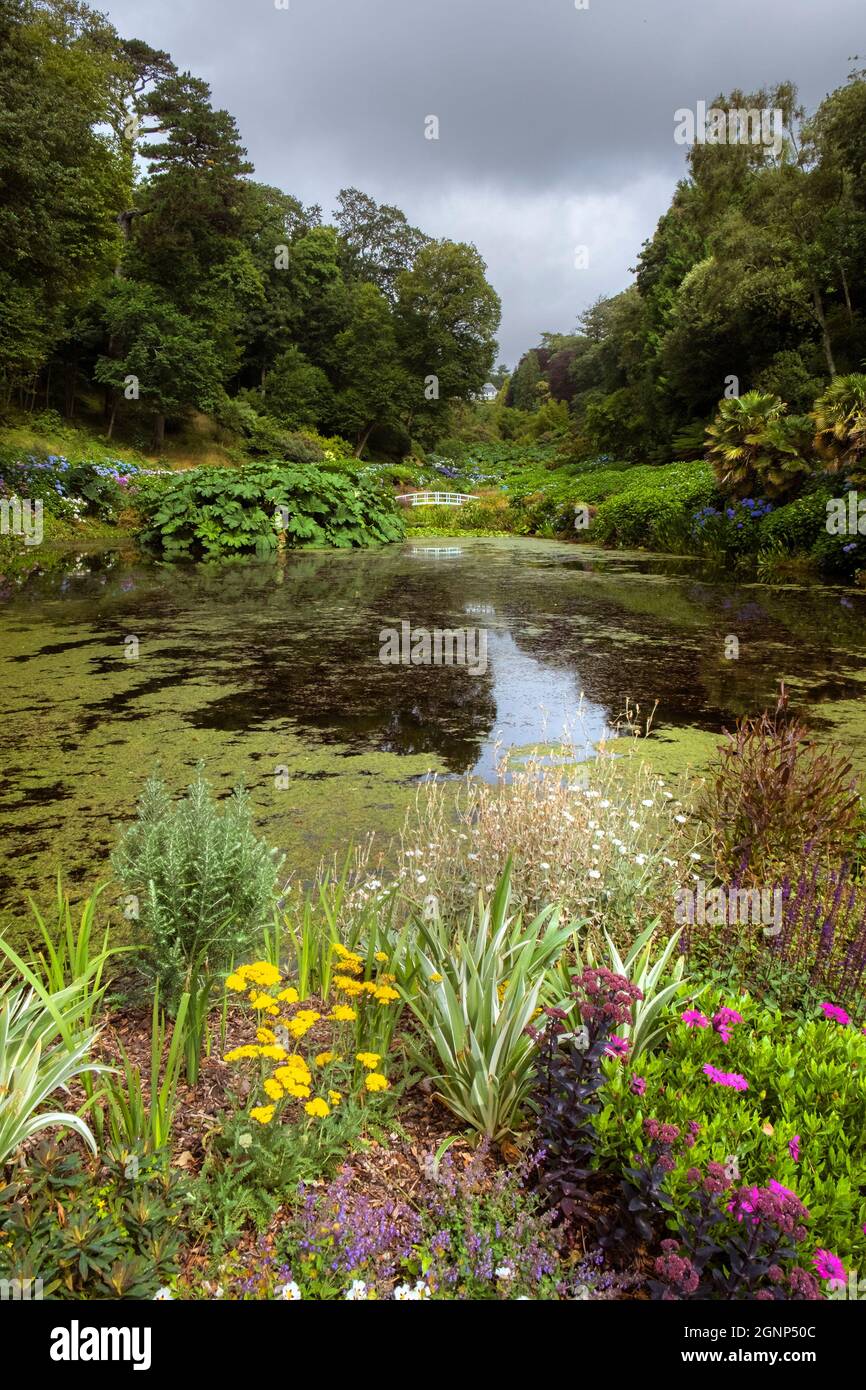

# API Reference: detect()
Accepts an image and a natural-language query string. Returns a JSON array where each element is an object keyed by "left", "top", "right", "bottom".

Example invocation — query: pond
[{"left": 3, "top": 534, "right": 866, "bottom": 924}]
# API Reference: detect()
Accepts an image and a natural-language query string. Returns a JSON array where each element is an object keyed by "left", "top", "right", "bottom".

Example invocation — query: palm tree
[
  {"left": 812, "top": 374, "right": 866, "bottom": 483},
  {"left": 705, "top": 392, "right": 812, "bottom": 501}
]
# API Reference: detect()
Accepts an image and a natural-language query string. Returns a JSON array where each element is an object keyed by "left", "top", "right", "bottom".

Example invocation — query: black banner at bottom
[{"left": 2, "top": 1294, "right": 860, "bottom": 1377}]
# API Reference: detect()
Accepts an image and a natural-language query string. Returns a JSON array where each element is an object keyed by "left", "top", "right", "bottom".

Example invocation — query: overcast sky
[{"left": 101, "top": 0, "right": 862, "bottom": 365}]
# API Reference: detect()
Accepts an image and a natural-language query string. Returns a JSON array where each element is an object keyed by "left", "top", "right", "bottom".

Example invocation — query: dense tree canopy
[
  {"left": 504, "top": 74, "right": 866, "bottom": 464},
  {"left": 0, "top": 0, "right": 501, "bottom": 453}
]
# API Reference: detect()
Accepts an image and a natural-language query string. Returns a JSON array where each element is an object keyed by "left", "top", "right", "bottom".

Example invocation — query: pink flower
[
  {"left": 605, "top": 1034, "right": 630, "bottom": 1058},
  {"left": 820, "top": 1001, "right": 850, "bottom": 1025},
  {"left": 682, "top": 1009, "right": 710, "bottom": 1029},
  {"left": 812, "top": 1249, "right": 845, "bottom": 1286},
  {"left": 712, "top": 1007, "right": 744, "bottom": 1043},
  {"left": 702, "top": 1063, "right": 748, "bottom": 1091},
  {"left": 769, "top": 1180, "right": 798, "bottom": 1201},
  {"left": 788, "top": 1135, "right": 800, "bottom": 1162},
  {"left": 630, "top": 1074, "right": 646, "bottom": 1096}
]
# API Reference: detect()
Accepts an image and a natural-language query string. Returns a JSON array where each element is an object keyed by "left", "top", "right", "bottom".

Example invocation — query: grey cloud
[{"left": 103, "top": 0, "right": 863, "bottom": 360}]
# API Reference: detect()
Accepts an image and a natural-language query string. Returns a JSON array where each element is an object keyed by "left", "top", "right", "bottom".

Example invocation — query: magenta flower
[
  {"left": 820, "top": 1001, "right": 851, "bottom": 1025},
  {"left": 812, "top": 1249, "right": 845, "bottom": 1285},
  {"left": 712, "top": 1007, "right": 744, "bottom": 1043},
  {"left": 769, "top": 1179, "right": 799, "bottom": 1201},
  {"left": 788, "top": 1135, "right": 800, "bottom": 1162},
  {"left": 682, "top": 1009, "right": 710, "bottom": 1029},
  {"left": 630, "top": 1074, "right": 646, "bottom": 1096},
  {"left": 605, "top": 1034, "right": 630, "bottom": 1059},
  {"left": 702, "top": 1063, "right": 748, "bottom": 1091}
]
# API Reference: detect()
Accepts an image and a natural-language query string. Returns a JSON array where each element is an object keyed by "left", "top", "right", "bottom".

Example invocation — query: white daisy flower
[{"left": 276, "top": 1281, "right": 302, "bottom": 1300}]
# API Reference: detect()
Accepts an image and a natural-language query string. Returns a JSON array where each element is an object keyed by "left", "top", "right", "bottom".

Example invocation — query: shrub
[
  {"left": 0, "top": 945, "right": 110, "bottom": 1169},
  {"left": 810, "top": 524, "right": 866, "bottom": 580},
  {"left": 111, "top": 771, "right": 283, "bottom": 1007},
  {"left": 705, "top": 393, "right": 812, "bottom": 502},
  {"left": 402, "top": 865, "right": 576, "bottom": 1140},
  {"left": 619, "top": 1139, "right": 825, "bottom": 1301},
  {"left": 759, "top": 486, "right": 834, "bottom": 552},
  {"left": 591, "top": 462, "right": 717, "bottom": 548},
  {"left": 812, "top": 373, "right": 866, "bottom": 483},
  {"left": 137, "top": 461, "right": 404, "bottom": 556},
  {"left": 698, "top": 686, "right": 860, "bottom": 882},
  {"left": 0, "top": 1141, "right": 185, "bottom": 1299},
  {"left": 0, "top": 452, "right": 140, "bottom": 522},
  {"left": 691, "top": 497, "right": 774, "bottom": 558},
  {"left": 594, "top": 989, "right": 866, "bottom": 1267},
  {"left": 532, "top": 968, "right": 642, "bottom": 1221},
  {"left": 570, "top": 921, "right": 689, "bottom": 1058}
]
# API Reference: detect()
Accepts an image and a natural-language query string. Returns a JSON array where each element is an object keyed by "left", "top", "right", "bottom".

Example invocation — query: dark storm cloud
[{"left": 101, "top": 0, "right": 863, "bottom": 361}]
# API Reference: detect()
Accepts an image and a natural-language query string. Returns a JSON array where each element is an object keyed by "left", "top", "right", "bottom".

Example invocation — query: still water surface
[{"left": 2, "top": 536, "right": 866, "bottom": 917}]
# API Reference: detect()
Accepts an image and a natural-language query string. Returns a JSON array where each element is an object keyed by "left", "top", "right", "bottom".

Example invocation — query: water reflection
[{"left": 3, "top": 536, "right": 866, "bottom": 911}]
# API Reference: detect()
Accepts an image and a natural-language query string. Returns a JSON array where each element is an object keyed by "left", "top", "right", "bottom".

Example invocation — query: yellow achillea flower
[
  {"left": 305, "top": 1097, "right": 330, "bottom": 1118},
  {"left": 243, "top": 962, "right": 282, "bottom": 989},
  {"left": 263, "top": 1078, "right": 284, "bottom": 1101},
  {"left": 358, "top": 980, "right": 378, "bottom": 995},
  {"left": 227, "top": 961, "right": 282, "bottom": 992},
  {"left": 328, "top": 1091, "right": 342, "bottom": 1106},
  {"left": 279, "top": 1053, "right": 310, "bottom": 1073},
  {"left": 274, "top": 1058, "right": 312, "bottom": 1097},
  {"left": 374, "top": 952, "right": 388, "bottom": 963},
  {"left": 332, "top": 944, "right": 363, "bottom": 976},
  {"left": 224, "top": 1043, "right": 288, "bottom": 1063},
  {"left": 250, "top": 1105, "right": 276, "bottom": 1124},
  {"left": 356, "top": 1052, "right": 381, "bottom": 1070},
  {"left": 287, "top": 1009, "right": 321, "bottom": 1039},
  {"left": 256, "top": 1027, "right": 277, "bottom": 1044},
  {"left": 373, "top": 985, "right": 399, "bottom": 1004},
  {"left": 364, "top": 1072, "right": 389, "bottom": 1093},
  {"left": 334, "top": 975, "right": 365, "bottom": 997},
  {"left": 329, "top": 1005, "right": 357, "bottom": 1022},
  {"left": 248, "top": 991, "right": 280, "bottom": 1014},
  {"left": 277, "top": 986, "right": 300, "bottom": 1004},
  {"left": 315, "top": 1051, "right": 337, "bottom": 1066},
  {"left": 429, "top": 973, "right": 443, "bottom": 983}
]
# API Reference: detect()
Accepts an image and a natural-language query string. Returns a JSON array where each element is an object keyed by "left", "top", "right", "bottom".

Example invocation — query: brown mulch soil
[{"left": 60, "top": 996, "right": 648, "bottom": 1295}]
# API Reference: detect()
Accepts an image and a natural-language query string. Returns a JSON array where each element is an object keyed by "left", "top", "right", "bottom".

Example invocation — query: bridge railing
[{"left": 400, "top": 491, "right": 479, "bottom": 507}]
